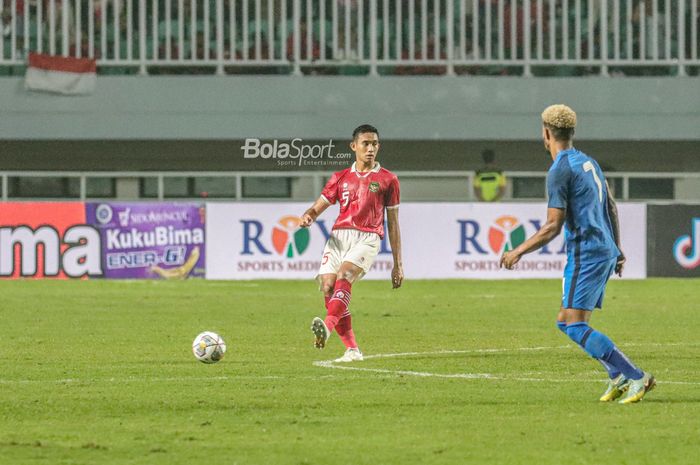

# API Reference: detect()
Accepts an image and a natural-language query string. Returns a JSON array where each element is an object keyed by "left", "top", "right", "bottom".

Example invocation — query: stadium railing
[
  {"left": 2, "top": 170, "right": 700, "bottom": 201},
  {"left": 0, "top": 0, "right": 698, "bottom": 76}
]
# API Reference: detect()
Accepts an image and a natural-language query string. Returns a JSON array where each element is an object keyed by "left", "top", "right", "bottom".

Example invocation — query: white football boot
[
  {"left": 311, "top": 317, "right": 329, "bottom": 349},
  {"left": 599, "top": 374, "right": 630, "bottom": 402},
  {"left": 334, "top": 348, "right": 364, "bottom": 363},
  {"left": 619, "top": 372, "right": 656, "bottom": 404}
]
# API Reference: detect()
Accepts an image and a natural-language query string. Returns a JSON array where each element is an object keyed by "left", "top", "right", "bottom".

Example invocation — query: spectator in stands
[
  {"left": 394, "top": 13, "right": 448, "bottom": 78},
  {"left": 474, "top": 149, "right": 506, "bottom": 202},
  {"left": 286, "top": 19, "right": 339, "bottom": 75},
  {"left": 686, "top": 1, "right": 700, "bottom": 76},
  {"left": 336, "top": 0, "right": 359, "bottom": 61},
  {"left": 393, "top": 43, "right": 446, "bottom": 74},
  {"left": 51, "top": 0, "right": 75, "bottom": 53},
  {"left": 1, "top": 2, "right": 15, "bottom": 51},
  {"left": 620, "top": 0, "right": 676, "bottom": 76},
  {"left": 287, "top": 19, "right": 321, "bottom": 62}
]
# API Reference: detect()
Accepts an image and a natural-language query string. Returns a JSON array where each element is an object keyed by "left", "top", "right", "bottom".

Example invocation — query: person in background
[{"left": 474, "top": 149, "right": 506, "bottom": 202}]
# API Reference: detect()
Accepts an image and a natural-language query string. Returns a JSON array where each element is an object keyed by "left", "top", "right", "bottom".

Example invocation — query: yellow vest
[{"left": 474, "top": 170, "right": 506, "bottom": 202}]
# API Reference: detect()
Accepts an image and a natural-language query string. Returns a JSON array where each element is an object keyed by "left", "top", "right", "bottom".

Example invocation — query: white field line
[
  {"left": 313, "top": 343, "right": 700, "bottom": 386},
  {"left": 1, "top": 343, "right": 697, "bottom": 386},
  {"left": 0, "top": 373, "right": 350, "bottom": 385},
  {"left": 0, "top": 375, "right": 281, "bottom": 385}
]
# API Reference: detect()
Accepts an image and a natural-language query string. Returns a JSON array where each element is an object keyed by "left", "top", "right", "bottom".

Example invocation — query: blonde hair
[{"left": 541, "top": 104, "right": 577, "bottom": 129}]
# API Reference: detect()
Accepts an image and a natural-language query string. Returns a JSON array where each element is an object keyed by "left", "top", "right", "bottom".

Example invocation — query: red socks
[
  {"left": 324, "top": 279, "right": 357, "bottom": 348},
  {"left": 324, "top": 279, "right": 351, "bottom": 331},
  {"left": 335, "top": 314, "right": 358, "bottom": 349}
]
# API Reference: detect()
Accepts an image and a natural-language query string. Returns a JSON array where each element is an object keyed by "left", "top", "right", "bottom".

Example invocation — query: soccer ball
[{"left": 192, "top": 331, "right": 227, "bottom": 364}]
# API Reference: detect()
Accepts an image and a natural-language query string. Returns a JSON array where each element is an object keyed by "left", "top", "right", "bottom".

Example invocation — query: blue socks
[
  {"left": 556, "top": 321, "right": 567, "bottom": 334},
  {"left": 557, "top": 320, "right": 620, "bottom": 379},
  {"left": 597, "top": 359, "right": 621, "bottom": 380},
  {"left": 565, "top": 322, "right": 614, "bottom": 358},
  {"left": 558, "top": 321, "right": 642, "bottom": 380},
  {"left": 602, "top": 348, "right": 644, "bottom": 380}
]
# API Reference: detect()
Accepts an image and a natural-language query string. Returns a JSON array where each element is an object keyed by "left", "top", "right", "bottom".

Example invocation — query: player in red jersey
[{"left": 299, "top": 124, "right": 403, "bottom": 362}]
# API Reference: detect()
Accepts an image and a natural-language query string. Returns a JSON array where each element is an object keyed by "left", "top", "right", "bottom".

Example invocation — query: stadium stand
[{"left": 1, "top": 1, "right": 698, "bottom": 76}]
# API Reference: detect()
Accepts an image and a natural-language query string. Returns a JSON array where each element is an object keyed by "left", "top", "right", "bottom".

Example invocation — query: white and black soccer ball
[{"left": 192, "top": 331, "right": 227, "bottom": 364}]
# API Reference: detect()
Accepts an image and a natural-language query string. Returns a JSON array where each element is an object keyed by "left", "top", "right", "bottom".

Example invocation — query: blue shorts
[{"left": 562, "top": 257, "right": 617, "bottom": 311}]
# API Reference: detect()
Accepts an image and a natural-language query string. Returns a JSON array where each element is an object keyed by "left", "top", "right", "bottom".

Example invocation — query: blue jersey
[{"left": 547, "top": 148, "right": 620, "bottom": 263}]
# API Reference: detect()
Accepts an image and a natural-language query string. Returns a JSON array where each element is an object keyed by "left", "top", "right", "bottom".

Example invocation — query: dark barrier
[{"left": 647, "top": 205, "right": 700, "bottom": 277}]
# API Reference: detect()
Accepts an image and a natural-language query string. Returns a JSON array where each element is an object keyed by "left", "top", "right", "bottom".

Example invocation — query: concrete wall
[{"left": 2, "top": 76, "right": 700, "bottom": 141}]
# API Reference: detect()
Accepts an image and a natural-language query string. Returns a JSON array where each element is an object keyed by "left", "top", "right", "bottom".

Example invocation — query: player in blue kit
[{"left": 500, "top": 104, "right": 655, "bottom": 404}]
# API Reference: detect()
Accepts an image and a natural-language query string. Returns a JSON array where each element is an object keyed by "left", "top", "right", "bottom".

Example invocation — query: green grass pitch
[{"left": 1, "top": 279, "right": 698, "bottom": 465}]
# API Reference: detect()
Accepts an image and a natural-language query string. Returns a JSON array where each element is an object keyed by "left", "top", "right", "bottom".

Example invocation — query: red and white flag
[{"left": 25, "top": 53, "right": 97, "bottom": 95}]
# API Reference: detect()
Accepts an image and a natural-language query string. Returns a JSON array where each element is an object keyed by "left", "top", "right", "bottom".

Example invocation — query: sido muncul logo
[
  {"left": 488, "top": 215, "right": 526, "bottom": 254},
  {"left": 118, "top": 207, "right": 131, "bottom": 227},
  {"left": 673, "top": 218, "right": 700, "bottom": 269},
  {"left": 272, "top": 215, "right": 310, "bottom": 258}
]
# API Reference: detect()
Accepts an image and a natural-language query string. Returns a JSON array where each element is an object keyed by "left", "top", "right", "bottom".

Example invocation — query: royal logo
[
  {"left": 488, "top": 215, "right": 526, "bottom": 254},
  {"left": 673, "top": 218, "right": 700, "bottom": 269},
  {"left": 271, "top": 216, "right": 310, "bottom": 258},
  {"left": 241, "top": 215, "right": 324, "bottom": 257},
  {"left": 457, "top": 215, "right": 563, "bottom": 255},
  {"left": 240, "top": 215, "right": 392, "bottom": 257}
]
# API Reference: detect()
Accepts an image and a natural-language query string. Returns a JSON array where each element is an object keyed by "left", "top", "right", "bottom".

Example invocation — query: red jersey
[{"left": 320, "top": 162, "right": 400, "bottom": 239}]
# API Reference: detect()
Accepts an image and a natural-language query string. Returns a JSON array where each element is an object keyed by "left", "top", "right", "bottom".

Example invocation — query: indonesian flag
[{"left": 25, "top": 53, "right": 97, "bottom": 95}]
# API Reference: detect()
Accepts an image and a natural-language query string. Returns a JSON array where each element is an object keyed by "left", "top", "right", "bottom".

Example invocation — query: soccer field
[{"left": 1, "top": 279, "right": 698, "bottom": 465}]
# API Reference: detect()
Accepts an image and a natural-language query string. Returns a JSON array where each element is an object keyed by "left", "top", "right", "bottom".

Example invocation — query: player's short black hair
[
  {"left": 352, "top": 124, "right": 379, "bottom": 140},
  {"left": 481, "top": 149, "right": 495, "bottom": 164},
  {"left": 544, "top": 123, "right": 575, "bottom": 142}
]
